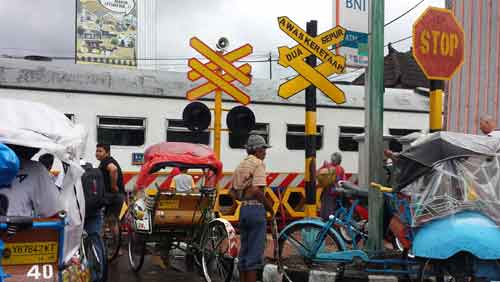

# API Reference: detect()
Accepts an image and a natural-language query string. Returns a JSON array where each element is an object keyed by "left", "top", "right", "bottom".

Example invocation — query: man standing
[
  {"left": 95, "top": 144, "right": 125, "bottom": 217},
  {"left": 232, "top": 135, "right": 273, "bottom": 282},
  {"left": 479, "top": 115, "right": 500, "bottom": 137}
]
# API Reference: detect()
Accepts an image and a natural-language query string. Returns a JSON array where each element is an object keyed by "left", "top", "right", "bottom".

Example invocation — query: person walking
[
  {"left": 232, "top": 135, "right": 273, "bottom": 282},
  {"left": 319, "top": 152, "right": 346, "bottom": 220}
]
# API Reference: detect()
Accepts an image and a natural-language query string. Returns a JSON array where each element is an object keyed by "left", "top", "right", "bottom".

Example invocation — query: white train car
[{"left": 0, "top": 58, "right": 429, "bottom": 191}]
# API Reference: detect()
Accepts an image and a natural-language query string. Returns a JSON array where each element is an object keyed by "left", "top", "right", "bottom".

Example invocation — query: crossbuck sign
[{"left": 277, "top": 17, "right": 347, "bottom": 104}]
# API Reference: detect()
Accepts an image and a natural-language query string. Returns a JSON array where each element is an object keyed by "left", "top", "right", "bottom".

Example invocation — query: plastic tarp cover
[
  {"left": 0, "top": 98, "right": 87, "bottom": 262},
  {"left": 397, "top": 131, "right": 500, "bottom": 189},
  {"left": 403, "top": 155, "right": 500, "bottom": 227}
]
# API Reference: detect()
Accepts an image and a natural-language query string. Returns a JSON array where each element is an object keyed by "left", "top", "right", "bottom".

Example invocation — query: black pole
[
  {"left": 304, "top": 20, "right": 318, "bottom": 217},
  {"left": 269, "top": 52, "right": 273, "bottom": 80}
]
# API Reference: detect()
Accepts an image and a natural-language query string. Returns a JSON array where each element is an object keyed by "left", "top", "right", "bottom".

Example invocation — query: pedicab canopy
[
  {"left": 396, "top": 131, "right": 500, "bottom": 226},
  {"left": 135, "top": 142, "right": 223, "bottom": 190},
  {"left": 0, "top": 98, "right": 87, "bottom": 262}
]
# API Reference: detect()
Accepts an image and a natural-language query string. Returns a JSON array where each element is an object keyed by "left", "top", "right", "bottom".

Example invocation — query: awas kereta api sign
[{"left": 76, "top": 0, "right": 137, "bottom": 67}]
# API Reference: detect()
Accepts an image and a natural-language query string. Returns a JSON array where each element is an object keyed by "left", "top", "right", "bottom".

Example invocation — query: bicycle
[
  {"left": 81, "top": 230, "right": 108, "bottom": 282},
  {"left": 278, "top": 182, "right": 409, "bottom": 273},
  {"left": 102, "top": 193, "right": 130, "bottom": 262}
]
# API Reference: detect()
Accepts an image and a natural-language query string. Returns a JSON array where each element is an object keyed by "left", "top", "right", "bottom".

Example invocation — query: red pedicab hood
[{"left": 135, "top": 142, "right": 223, "bottom": 191}]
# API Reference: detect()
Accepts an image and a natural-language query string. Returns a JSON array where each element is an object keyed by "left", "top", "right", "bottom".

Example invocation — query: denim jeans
[
  {"left": 238, "top": 204, "right": 266, "bottom": 272},
  {"left": 84, "top": 212, "right": 104, "bottom": 257},
  {"left": 84, "top": 210, "right": 103, "bottom": 235}
]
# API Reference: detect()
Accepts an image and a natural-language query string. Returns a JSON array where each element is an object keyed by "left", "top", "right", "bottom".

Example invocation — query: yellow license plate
[
  {"left": 158, "top": 199, "right": 180, "bottom": 210},
  {"left": 159, "top": 200, "right": 179, "bottom": 210},
  {"left": 2, "top": 242, "right": 58, "bottom": 265}
]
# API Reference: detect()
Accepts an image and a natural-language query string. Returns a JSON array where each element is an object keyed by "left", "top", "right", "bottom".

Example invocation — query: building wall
[
  {"left": 445, "top": 0, "right": 500, "bottom": 133},
  {"left": 137, "top": 0, "right": 158, "bottom": 70}
]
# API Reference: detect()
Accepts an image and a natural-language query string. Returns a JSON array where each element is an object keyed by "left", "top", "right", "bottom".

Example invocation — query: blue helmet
[{"left": 0, "top": 143, "right": 20, "bottom": 188}]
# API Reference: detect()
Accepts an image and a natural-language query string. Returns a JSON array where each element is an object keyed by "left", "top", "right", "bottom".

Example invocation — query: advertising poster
[
  {"left": 76, "top": 0, "right": 137, "bottom": 67},
  {"left": 333, "top": 0, "right": 369, "bottom": 67}
]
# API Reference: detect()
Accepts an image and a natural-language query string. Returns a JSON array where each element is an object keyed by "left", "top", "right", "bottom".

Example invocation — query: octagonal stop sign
[{"left": 412, "top": 7, "right": 464, "bottom": 80}]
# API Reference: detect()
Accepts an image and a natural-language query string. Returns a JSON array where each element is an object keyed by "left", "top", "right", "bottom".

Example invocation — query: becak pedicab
[
  {"left": 387, "top": 131, "right": 500, "bottom": 281},
  {"left": 0, "top": 98, "right": 90, "bottom": 281},
  {"left": 128, "top": 142, "right": 237, "bottom": 282},
  {"left": 279, "top": 132, "right": 500, "bottom": 281}
]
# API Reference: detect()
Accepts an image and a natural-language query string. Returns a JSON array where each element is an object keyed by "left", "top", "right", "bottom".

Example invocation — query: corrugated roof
[{"left": 352, "top": 44, "right": 430, "bottom": 89}]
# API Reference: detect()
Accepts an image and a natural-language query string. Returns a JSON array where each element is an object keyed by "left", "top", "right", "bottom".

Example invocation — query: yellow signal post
[
  {"left": 429, "top": 80, "right": 444, "bottom": 132},
  {"left": 214, "top": 61, "right": 223, "bottom": 159}
]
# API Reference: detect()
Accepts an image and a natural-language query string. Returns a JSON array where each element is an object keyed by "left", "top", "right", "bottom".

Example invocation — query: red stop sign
[{"left": 412, "top": 7, "right": 464, "bottom": 80}]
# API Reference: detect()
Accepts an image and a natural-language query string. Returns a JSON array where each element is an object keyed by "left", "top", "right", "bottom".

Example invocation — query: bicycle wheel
[
  {"left": 85, "top": 234, "right": 108, "bottom": 282},
  {"left": 278, "top": 222, "right": 344, "bottom": 272},
  {"left": 103, "top": 213, "right": 121, "bottom": 262},
  {"left": 201, "top": 221, "right": 234, "bottom": 282},
  {"left": 128, "top": 231, "right": 146, "bottom": 272}
]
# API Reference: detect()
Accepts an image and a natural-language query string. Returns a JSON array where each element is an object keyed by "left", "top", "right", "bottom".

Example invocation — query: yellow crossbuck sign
[
  {"left": 277, "top": 16, "right": 347, "bottom": 104},
  {"left": 187, "top": 37, "right": 253, "bottom": 105}
]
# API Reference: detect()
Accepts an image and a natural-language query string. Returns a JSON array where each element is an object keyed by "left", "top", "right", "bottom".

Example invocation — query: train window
[
  {"left": 229, "top": 123, "right": 269, "bottom": 149},
  {"left": 389, "top": 128, "right": 421, "bottom": 152},
  {"left": 339, "top": 126, "right": 364, "bottom": 151},
  {"left": 97, "top": 116, "right": 146, "bottom": 146},
  {"left": 166, "top": 119, "right": 210, "bottom": 145},
  {"left": 286, "top": 124, "right": 324, "bottom": 150}
]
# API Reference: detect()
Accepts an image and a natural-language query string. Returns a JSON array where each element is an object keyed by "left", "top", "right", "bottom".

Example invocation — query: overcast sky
[{"left": 0, "top": 0, "right": 444, "bottom": 78}]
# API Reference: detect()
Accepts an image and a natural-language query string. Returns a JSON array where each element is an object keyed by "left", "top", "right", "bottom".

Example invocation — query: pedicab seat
[{"left": 153, "top": 190, "right": 213, "bottom": 226}]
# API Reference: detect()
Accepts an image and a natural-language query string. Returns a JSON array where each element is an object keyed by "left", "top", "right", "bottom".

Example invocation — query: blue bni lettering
[{"left": 345, "top": 0, "right": 366, "bottom": 11}]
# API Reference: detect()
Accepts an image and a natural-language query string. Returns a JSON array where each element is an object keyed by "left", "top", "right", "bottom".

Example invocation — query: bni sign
[{"left": 333, "top": 0, "right": 369, "bottom": 67}]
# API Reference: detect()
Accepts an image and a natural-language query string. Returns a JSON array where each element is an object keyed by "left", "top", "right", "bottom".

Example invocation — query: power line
[
  {"left": 384, "top": 0, "right": 425, "bottom": 28},
  {"left": 385, "top": 35, "right": 412, "bottom": 47},
  {"left": 1, "top": 1, "right": 424, "bottom": 65},
  {"left": 334, "top": 0, "right": 425, "bottom": 49}
]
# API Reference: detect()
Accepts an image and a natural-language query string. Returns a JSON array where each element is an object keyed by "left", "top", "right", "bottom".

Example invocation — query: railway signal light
[
  {"left": 182, "top": 102, "right": 211, "bottom": 132},
  {"left": 226, "top": 106, "right": 256, "bottom": 135},
  {"left": 182, "top": 102, "right": 256, "bottom": 135}
]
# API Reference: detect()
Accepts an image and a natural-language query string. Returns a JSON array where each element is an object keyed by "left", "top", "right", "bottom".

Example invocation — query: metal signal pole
[
  {"left": 365, "top": 0, "right": 385, "bottom": 252},
  {"left": 304, "top": 20, "right": 318, "bottom": 218}
]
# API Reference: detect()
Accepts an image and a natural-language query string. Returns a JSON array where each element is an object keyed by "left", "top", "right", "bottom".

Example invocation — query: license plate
[
  {"left": 135, "top": 211, "right": 150, "bottom": 231},
  {"left": 158, "top": 199, "right": 179, "bottom": 209},
  {"left": 3, "top": 242, "right": 58, "bottom": 265}
]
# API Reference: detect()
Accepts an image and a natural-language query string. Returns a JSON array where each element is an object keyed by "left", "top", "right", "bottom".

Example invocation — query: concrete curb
[{"left": 262, "top": 264, "right": 400, "bottom": 282}]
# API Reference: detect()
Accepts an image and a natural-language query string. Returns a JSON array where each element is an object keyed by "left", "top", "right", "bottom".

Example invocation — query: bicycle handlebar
[{"left": 370, "top": 182, "right": 393, "bottom": 193}]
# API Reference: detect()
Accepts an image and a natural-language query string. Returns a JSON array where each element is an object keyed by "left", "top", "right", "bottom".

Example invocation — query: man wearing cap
[{"left": 232, "top": 135, "right": 273, "bottom": 282}]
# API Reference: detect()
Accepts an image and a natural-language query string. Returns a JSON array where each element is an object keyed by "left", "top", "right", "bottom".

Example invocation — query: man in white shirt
[
  {"left": 0, "top": 145, "right": 61, "bottom": 217},
  {"left": 480, "top": 115, "right": 500, "bottom": 137},
  {"left": 170, "top": 168, "right": 195, "bottom": 193}
]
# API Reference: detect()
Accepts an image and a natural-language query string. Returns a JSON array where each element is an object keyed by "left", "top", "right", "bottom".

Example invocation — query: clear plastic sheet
[
  {"left": 402, "top": 155, "right": 500, "bottom": 227},
  {"left": 0, "top": 98, "right": 88, "bottom": 262}
]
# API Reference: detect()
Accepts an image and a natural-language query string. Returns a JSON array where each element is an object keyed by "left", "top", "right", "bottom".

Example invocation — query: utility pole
[{"left": 365, "top": 0, "right": 385, "bottom": 252}]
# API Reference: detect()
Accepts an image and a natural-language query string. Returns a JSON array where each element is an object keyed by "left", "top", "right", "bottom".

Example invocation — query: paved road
[{"left": 107, "top": 253, "right": 204, "bottom": 282}]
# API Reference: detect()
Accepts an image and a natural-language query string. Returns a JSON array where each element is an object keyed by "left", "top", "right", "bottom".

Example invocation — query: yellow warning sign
[
  {"left": 186, "top": 37, "right": 253, "bottom": 105},
  {"left": 277, "top": 16, "right": 347, "bottom": 104}
]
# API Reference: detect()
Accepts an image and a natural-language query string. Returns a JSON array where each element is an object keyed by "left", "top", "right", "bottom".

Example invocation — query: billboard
[
  {"left": 76, "top": 0, "right": 137, "bottom": 67},
  {"left": 333, "top": 0, "right": 369, "bottom": 67}
]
